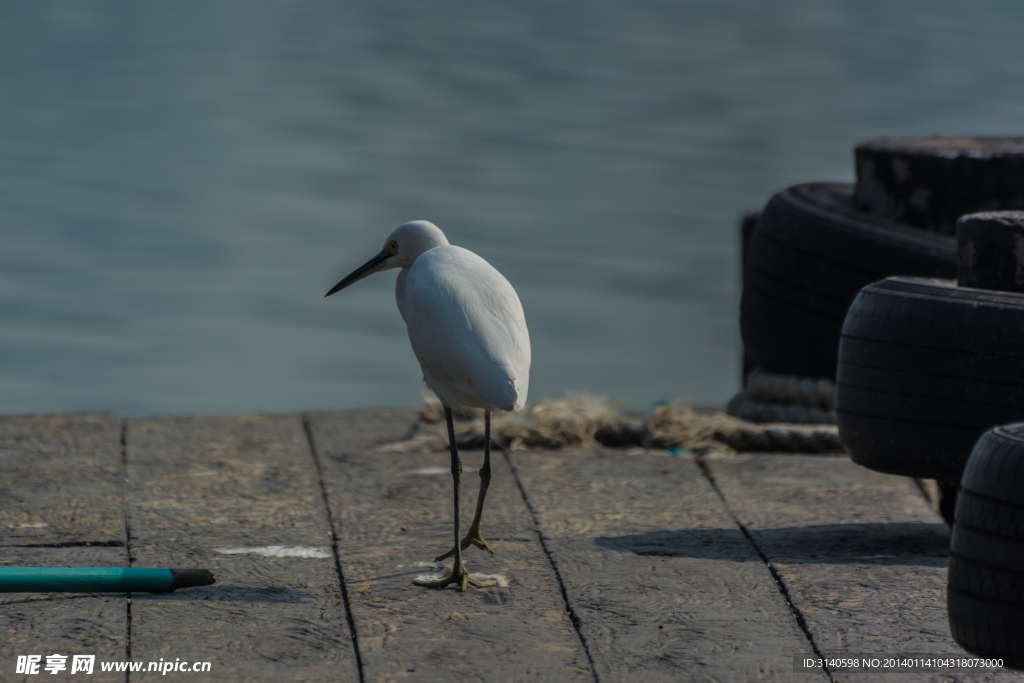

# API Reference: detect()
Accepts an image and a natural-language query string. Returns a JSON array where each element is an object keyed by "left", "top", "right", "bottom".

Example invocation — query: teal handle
[{"left": 0, "top": 568, "right": 173, "bottom": 593}]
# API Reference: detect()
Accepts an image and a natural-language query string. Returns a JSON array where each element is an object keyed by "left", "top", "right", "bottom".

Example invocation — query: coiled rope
[
  {"left": 382, "top": 384, "right": 844, "bottom": 455},
  {"left": 726, "top": 368, "right": 836, "bottom": 425}
]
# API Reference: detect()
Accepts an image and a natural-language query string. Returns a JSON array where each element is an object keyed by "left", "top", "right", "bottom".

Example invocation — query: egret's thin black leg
[
  {"left": 449, "top": 407, "right": 465, "bottom": 576},
  {"left": 414, "top": 407, "right": 496, "bottom": 591},
  {"left": 434, "top": 410, "right": 496, "bottom": 561},
  {"left": 474, "top": 411, "right": 494, "bottom": 531}
]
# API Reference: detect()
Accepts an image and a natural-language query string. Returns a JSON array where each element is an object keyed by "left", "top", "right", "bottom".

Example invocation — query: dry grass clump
[
  {"left": 381, "top": 393, "right": 637, "bottom": 453},
  {"left": 645, "top": 403, "right": 739, "bottom": 452}
]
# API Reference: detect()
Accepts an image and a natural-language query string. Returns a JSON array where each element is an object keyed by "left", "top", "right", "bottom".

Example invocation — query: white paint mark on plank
[
  {"left": 214, "top": 545, "right": 331, "bottom": 558},
  {"left": 189, "top": 470, "right": 219, "bottom": 477},
  {"left": 409, "top": 466, "right": 478, "bottom": 476},
  {"left": 8, "top": 522, "right": 47, "bottom": 528}
]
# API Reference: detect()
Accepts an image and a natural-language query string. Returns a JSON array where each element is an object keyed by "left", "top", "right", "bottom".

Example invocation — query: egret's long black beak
[{"left": 325, "top": 250, "right": 391, "bottom": 297}]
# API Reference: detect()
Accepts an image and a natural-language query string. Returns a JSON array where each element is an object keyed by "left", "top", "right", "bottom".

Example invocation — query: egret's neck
[{"left": 395, "top": 266, "right": 410, "bottom": 323}]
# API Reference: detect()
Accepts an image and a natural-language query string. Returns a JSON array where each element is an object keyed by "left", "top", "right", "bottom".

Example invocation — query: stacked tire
[
  {"left": 948, "top": 424, "right": 1024, "bottom": 666},
  {"left": 834, "top": 142, "right": 1024, "bottom": 485},
  {"left": 742, "top": 136, "right": 1024, "bottom": 383},
  {"left": 806, "top": 138, "right": 1024, "bottom": 667}
]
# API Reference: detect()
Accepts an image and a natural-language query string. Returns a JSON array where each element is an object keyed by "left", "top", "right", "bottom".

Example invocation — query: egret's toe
[{"left": 412, "top": 559, "right": 497, "bottom": 591}]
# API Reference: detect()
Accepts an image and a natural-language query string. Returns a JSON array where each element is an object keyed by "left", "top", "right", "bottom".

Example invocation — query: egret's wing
[
  {"left": 404, "top": 247, "right": 530, "bottom": 411},
  {"left": 447, "top": 305, "right": 527, "bottom": 409}
]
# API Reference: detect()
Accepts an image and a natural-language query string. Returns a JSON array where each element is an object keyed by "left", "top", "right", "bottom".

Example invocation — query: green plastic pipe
[{"left": 0, "top": 568, "right": 214, "bottom": 593}]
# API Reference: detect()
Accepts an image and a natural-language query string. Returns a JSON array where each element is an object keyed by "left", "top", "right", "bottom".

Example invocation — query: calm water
[{"left": 3, "top": 2, "right": 1024, "bottom": 416}]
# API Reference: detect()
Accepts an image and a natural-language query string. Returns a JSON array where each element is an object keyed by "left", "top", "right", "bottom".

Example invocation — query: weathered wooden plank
[
  {"left": 0, "top": 414, "right": 127, "bottom": 682},
  {"left": 0, "top": 414, "right": 124, "bottom": 545},
  {"left": 307, "top": 409, "right": 593, "bottom": 683},
  {"left": 125, "top": 415, "right": 360, "bottom": 682},
  {"left": 704, "top": 452, "right": 1024, "bottom": 681},
  {"left": 506, "top": 449, "right": 822, "bottom": 682}
]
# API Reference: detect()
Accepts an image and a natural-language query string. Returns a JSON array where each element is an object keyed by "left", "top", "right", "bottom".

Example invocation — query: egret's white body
[
  {"left": 325, "top": 220, "right": 529, "bottom": 591},
  {"left": 399, "top": 245, "right": 530, "bottom": 412}
]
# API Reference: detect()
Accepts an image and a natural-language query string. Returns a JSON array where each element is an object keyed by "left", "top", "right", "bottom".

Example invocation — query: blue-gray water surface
[{"left": 3, "top": 2, "right": 1024, "bottom": 416}]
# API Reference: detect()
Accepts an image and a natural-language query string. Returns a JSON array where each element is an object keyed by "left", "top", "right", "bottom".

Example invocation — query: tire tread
[{"left": 741, "top": 183, "right": 955, "bottom": 378}]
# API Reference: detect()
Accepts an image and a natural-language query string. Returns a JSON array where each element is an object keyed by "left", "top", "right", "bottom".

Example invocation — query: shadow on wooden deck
[{"left": 597, "top": 522, "right": 950, "bottom": 566}]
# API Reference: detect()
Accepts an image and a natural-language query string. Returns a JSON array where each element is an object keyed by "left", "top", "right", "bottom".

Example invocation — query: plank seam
[
  {"left": 695, "top": 454, "right": 836, "bottom": 683},
  {"left": 504, "top": 452, "right": 601, "bottom": 683},
  {"left": 301, "top": 416, "right": 366, "bottom": 683},
  {"left": 120, "top": 420, "right": 132, "bottom": 683}
]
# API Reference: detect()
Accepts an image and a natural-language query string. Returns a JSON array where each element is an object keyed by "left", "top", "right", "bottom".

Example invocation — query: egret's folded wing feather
[{"left": 404, "top": 246, "right": 530, "bottom": 411}]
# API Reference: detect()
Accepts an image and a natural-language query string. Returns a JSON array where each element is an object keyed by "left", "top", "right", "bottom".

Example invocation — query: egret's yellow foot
[
  {"left": 413, "top": 559, "right": 497, "bottom": 591},
  {"left": 433, "top": 524, "right": 495, "bottom": 562}
]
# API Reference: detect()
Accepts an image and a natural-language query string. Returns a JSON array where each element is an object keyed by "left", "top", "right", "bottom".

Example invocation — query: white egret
[{"left": 325, "top": 220, "right": 531, "bottom": 591}]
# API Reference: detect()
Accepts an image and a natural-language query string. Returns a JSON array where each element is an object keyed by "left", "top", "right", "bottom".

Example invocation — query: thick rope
[
  {"left": 381, "top": 392, "right": 844, "bottom": 455},
  {"left": 726, "top": 368, "right": 837, "bottom": 425},
  {"left": 745, "top": 368, "right": 835, "bottom": 408},
  {"left": 713, "top": 423, "right": 842, "bottom": 453},
  {"left": 646, "top": 403, "right": 842, "bottom": 454}
]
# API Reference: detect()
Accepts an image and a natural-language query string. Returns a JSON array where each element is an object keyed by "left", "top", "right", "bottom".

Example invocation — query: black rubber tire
[
  {"left": 856, "top": 136, "right": 1024, "bottom": 235},
  {"left": 948, "top": 424, "right": 1024, "bottom": 667},
  {"left": 958, "top": 211, "right": 1024, "bottom": 293},
  {"left": 948, "top": 588, "right": 1024, "bottom": 666},
  {"left": 740, "top": 183, "right": 956, "bottom": 379},
  {"left": 961, "top": 424, "right": 1024, "bottom": 505},
  {"left": 836, "top": 277, "right": 1024, "bottom": 480},
  {"left": 955, "top": 491, "right": 1024, "bottom": 542}
]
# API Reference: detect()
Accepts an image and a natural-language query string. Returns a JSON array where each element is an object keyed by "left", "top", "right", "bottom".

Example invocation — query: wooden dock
[{"left": 0, "top": 410, "right": 1019, "bottom": 681}]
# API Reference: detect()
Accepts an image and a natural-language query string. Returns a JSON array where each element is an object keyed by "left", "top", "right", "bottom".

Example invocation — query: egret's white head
[
  {"left": 382, "top": 220, "right": 449, "bottom": 268},
  {"left": 325, "top": 220, "right": 449, "bottom": 296}
]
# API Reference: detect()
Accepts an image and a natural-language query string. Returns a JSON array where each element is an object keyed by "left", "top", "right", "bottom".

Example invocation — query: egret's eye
[{"left": 388, "top": 241, "right": 398, "bottom": 254}]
